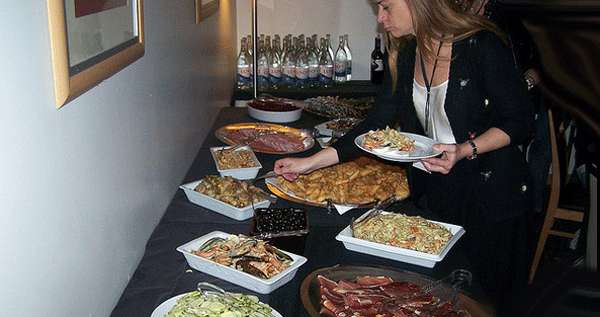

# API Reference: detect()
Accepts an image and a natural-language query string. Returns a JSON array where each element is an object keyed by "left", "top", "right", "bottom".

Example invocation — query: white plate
[
  {"left": 177, "top": 231, "right": 307, "bottom": 294},
  {"left": 210, "top": 146, "right": 262, "bottom": 180},
  {"left": 180, "top": 180, "right": 271, "bottom": 221},
  {"left": 247, "top": 104, "right": 302, "bottom": 123},
  {"left": 354, "top": 132, "right": 442, "bottom": 162},
  {"left": 151, "top": 292, "right": 283, "bottom": 317},
  {"left": 336, "top": 210, "right": 465, "bottom": 268}
]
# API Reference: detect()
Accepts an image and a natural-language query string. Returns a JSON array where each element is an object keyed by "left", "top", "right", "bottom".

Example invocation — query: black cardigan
[{"left": 333, "top": 31, "right": 533, "bottom": 223}]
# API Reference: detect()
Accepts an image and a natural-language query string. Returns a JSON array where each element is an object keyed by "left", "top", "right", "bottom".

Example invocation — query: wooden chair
[{"left": 528, "top": 109, "right": 585, "bottom": 283}]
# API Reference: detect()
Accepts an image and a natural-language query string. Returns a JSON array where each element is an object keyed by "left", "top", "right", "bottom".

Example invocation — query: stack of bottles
[{"left": 236, "top": 33, "right": 352, "bottom": 91}]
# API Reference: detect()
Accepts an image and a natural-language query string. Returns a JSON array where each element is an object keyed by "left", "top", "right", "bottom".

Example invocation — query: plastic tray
[
  {"left": 180, "top": 180, "right": 271, "bottom": 221},
  {"left": 336, "top": 211, "right": 465, "bottom": 268},
  {"left": 177, "top": 231, "right": 307, "bottom": 294},
  {"left": 210, "top": 146, "right": 262, "bottom": 180}
]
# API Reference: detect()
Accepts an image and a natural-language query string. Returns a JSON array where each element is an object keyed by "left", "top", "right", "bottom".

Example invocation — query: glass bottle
[
  {"left": 318, "top": 39, "right": 334, "bottom": 87},
  {"left": 269, "top": 36, "right": 282, "bottom": 89},
  {"left": 334, "top": 36, "right": 347, "bottom": 83},
  {"left": 343, "top": 34, "right": 353, "bottom": 81},
  {"left": 307, "top": 38, "right": 320, "bottom": 88},
  {"left": 282, "top": 38, "right": 296, "bottom": 88},
  {"left": 236, "top": 38, "right": 252, "bottom": 90},
  {"left": 295, "top": 38, "right": 310, "bottom": 89},
  {"left": 256, "top": 39, "right": 270, "bottom": 90},
  {"left": 371, "top": 34, "right": 385, "bottom": 84}
]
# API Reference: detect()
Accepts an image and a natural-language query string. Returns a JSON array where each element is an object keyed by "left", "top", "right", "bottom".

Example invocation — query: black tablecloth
[{"left": 111, "top": 107, "right": 483, "bottom": 317}]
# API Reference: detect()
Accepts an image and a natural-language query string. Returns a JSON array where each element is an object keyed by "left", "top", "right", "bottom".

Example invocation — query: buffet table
[{"left": 110, "top": 107, "right": 488, "bottom": 317}]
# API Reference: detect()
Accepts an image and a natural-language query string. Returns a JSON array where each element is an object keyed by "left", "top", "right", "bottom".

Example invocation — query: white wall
[
  {"left": 0, "top": 1, "right": 236, "bottom": 317},
  {"left": 236, "top": 0, "right": 380, "bottom": 80}
]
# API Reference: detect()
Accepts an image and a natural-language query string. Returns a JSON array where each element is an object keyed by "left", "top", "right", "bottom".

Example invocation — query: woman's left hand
[{"left": 421, "top": 143, "right": 466, "bottom": 174}]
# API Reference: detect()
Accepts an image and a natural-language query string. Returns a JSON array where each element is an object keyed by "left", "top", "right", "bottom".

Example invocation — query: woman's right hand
[{"left": 273, "top": 157, "right": 315, "bottom": 181}]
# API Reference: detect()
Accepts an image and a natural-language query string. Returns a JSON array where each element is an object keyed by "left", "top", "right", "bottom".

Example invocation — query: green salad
[{"left": 166, "top": 291, "right": 273, "bottom": 317}]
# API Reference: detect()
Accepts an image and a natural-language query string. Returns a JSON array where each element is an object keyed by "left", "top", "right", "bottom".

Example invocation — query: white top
[{"left": 413, "top": 79, "right": 457, "bottom": 144}]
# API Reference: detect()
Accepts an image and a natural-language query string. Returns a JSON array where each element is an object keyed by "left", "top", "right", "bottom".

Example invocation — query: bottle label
[
  {"left": 283, "top": 66, "right": 295, "bottom": 78},
  {"left": 319, "top": 65, "right": 333, "bottom": 83},
  {"left": 237, "top": 65, "right": 251, "bottom": 79},
  {"left": 335, "top": 61, "right": 346, "bottom": 75},
  {"left": 269, "top": 66, "right": 282, "bottom": 79},
  {"left": 308, "top": 66, "right": 319, "bottom": 79},
  {"left": 257, "top": 65, "right": 269, "bottom": 78},
  {"left": 346, "top": 61, "right": 352, "bottom": 75},
  {"left": 372, "top": 59, "right": 384, "bottom": 71},
  {"left": 296, "top": 67, "right": 309, "bottom": 80}
]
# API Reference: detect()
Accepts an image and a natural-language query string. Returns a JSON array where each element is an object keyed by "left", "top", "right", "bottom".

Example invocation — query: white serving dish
[
  {"left": 247, "top": 104, "right": 302, "bottom": 123},
  {"left": 210, "top": 146, "right": 262, "bottom": 180},
  {"left": 336, "top": 211, "right": 465, "bottom": 268},
  {"left": 151, "top": 291, "right": 283, "bottom": 317},
  {"left": 177, "top": 231, "right": 308, "bottom": 294},
  {"left": 180, "top": 180, "right": 271, "bottom": 221}
]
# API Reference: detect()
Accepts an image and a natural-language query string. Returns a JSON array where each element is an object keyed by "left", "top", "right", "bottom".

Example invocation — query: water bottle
[
  {"left": 334, "top": 36, "right": 347, "bottom": 83},
  {"left": 282, "top": 38, "right": 296, "bottom": 88},
  {"left": 236, "top": 38, "right": 252, "bottom": 90},
  {"left": 256, "top": 39, "right": 270, "bottom": 90},
  {"left": 318, "top": 39, "right": 334, "bottom": 87},
  {"left": 307, "top": 38, "right": 320, "bottom": 88},
  {"left": 269, "top": 37, "right": 282, "bottom": 89},
  {"left": 295, "top": 39, "right": 310, "bottom": 89},
  {"left": 343, "top": 34, "right": 353, "bottom": 81}
]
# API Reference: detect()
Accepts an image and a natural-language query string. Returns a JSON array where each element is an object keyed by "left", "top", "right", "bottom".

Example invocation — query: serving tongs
[
  {"left": 349, "top": 195, "right": 400, "bottom": 230},
  {"left": 197, "top": 282, "right": 238, "bottom": 301}
]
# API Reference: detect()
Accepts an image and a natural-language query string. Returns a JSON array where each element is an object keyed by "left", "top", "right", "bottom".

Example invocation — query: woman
[{"left": 275, "top": 0, "right": 532, "bottom": 309}]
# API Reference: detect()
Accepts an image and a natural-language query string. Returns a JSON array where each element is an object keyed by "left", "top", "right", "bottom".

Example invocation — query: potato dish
[
  {"left": 276, "top": 157, "right": 409, "bottom": 205},
  {"left": 213, "top": 148, "right": 258, "bottom": 170},
  {"left": 194, "top": 176, "right": 267, "bottom": 208},
  {"left": 352, "top": 213, "right": 452, "bottom": 254}
]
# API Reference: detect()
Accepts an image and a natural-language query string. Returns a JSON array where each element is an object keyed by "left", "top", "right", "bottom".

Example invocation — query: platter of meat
[
  {"left": 247, "top": 96, "right": 303, "bottom": 123},
  {"left": 215, "top": 123, "right": 314, "bottom": 154},
  {"left": 300, "top": 266, "right": 490, "bottom": 317}
]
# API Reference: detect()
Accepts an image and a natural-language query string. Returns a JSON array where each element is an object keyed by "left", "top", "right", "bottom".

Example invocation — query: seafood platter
[
  {"left": 265, "top": 157, "right": 409, "bottom": 212},
  {"left": 177, "top": 231, "right": 307, "bottom": 294},
  {"left": 336, "top": 210, "right": 465, "bottom": 268},
  {"left": 151, "top": 288, "right": 283, "bottom": 317},
  {"left": 215, "top": 122, "right": 314, "bottom": 154},
  {"left": 247, "top": 96, "right": 303, "bottom": 123},
  {"left": 355, "top": 127, "right": 442, "bottom": 162},
  {"left": 179, "top": 175, "right": 271, "bottom": 221},
  {"left": 301, "top": 265, "right": 475, "bottom": 317},
  {"left": 210, "top": 145, "right": 262, "bottom": 180}
]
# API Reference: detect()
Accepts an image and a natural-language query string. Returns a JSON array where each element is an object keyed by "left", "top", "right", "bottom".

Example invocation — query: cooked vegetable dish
[
  {"left": 363, "top": 127, "right": 416, "bottom": 152},
  {"left": 213, "top": 148, "right": 258, "bottom": 170},
  {"left": 195, "top": 176, "right": 268, "bottom": 208},
  {"left": 166, "top": 290, "right": 273, "bottom": 317},
  {"left": 352, "top": 213, "right": 452, "bottom": 254}
]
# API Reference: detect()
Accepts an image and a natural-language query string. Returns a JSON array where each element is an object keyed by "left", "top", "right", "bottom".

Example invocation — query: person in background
[{"left": 274, "top": 0, "right": 533, "bottom": 313}]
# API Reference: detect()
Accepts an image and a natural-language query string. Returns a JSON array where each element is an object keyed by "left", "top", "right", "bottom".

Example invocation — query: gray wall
[{"left": 0, "top": 1, "right": 236, "bottom": 316}]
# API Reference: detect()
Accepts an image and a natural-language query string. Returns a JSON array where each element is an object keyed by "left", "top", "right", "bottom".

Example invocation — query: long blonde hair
[{"left": 384, "top": 0, "right": 503, "bottom": 92}]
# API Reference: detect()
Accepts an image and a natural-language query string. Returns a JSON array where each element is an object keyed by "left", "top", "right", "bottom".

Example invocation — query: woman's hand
[
  {"left": 274, "top": 157, "right": 315, "bottom": 181},
  {"left": 421, "top": 143, "right": 469, "bottom": 174}
]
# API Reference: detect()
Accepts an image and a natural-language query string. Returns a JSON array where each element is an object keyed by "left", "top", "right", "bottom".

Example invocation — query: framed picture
[
  {"left": 47, "top": 0, "right": 145, "bottom": 108},
  {"left": 195, "top": 0, "right": 219, "bottom": 23}
]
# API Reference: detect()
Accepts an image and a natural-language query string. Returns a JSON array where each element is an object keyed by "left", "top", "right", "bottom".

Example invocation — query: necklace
[{"left": 418, "top": 42, "right": 445, "bottom": 134}]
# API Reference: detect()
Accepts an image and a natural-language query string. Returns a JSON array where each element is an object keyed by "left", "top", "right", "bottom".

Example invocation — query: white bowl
[
  {"left": 247, "top": 104, "right": 302, "bottom": 123},
  {"left": 210, "top": 146, "right": 262, "bottom": 180},
  {"left": 336, "top": 211, "right": 465, "bottom": 268},
  {"left": 177, "top": 231, "right": 308, "bottom": 294},
  {"left": 151, "top": 292, "right": 283, "bottom": 317},
  {"left": 180, "top": 180, "right": 271, "bottom": 221}
]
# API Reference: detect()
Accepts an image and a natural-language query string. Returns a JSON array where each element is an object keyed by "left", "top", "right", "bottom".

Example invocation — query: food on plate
[
  {"left": 194, "top": 176, "right": 268, "bottom": 208},
  {"left": 165, "top": 290, "right": 273, "bottom": 317},
  {"left": 213, "top": 148, "right": 258, "bottom": 170},
  {"left": 324, "top": 118, "right": 361, "bottom": 133},
  {"left": 193, "top": 235, "right": 293, "bottom": 279},
  {"left": 317, "top": 274, "right": 466, "bottom": 317},
  {"left": 248, "top": 96, "right": 300, "bottom": 112},
  {"left": 219, "top": 126, "right": 308, "bottom": 153},
  {"left": 303, "top": 96, "right": 374, "bottom": 119},
  {"left": 275, "top": 157, "right": 409, "bottom": 205},
  {"left": 352, "top": 213, "right": 453, "bottom": 254},
  {"left": 363, "top": 127, "right": 416, "bottom": 152},
  {"left": 254, "top": 207, "right": 308, "bottom": 235}
]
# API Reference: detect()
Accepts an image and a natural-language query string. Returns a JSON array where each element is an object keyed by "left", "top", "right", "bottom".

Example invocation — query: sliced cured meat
[
  {"left": 338, "top": 279, "right": 363, "bottom": 290},
  {"left": 381, "top": 281, "right": 421, "bottom": 298},
  {"left": 344, "top": 294, "right": 389, "bottom": 308},
  {"left": 320, "top": 286, "right": 345, "bottom": 304},
  {"left": 356, "top": 275, "right": 394, "bottom": 287},
  {"left": 317, "top": 275, "right": 339, "bottom": 292}
]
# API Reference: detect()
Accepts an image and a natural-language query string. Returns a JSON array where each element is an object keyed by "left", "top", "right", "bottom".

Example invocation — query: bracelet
[
  {"left": 524, "top": 74, "right": 535, "bottom": 90},
  {"left": 466, "top": 139, "right": 478, "bottom": 160}
]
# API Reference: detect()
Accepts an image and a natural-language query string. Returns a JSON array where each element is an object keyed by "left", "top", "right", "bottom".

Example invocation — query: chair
[{"left": 528, "top": 109, "right": 585, "bottom": 283}]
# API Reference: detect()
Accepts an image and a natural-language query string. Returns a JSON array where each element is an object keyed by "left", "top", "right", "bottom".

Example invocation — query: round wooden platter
[{"left": 300, "top": 265, "right": 495, "bottom": 317}]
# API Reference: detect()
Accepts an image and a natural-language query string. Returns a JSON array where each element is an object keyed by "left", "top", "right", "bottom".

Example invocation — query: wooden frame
[
  {"left": 195, "top": 0, "right": 219, "bottom": 23},
  {"left": 47, "top": 0, "right": 145, "bottom": 108}
]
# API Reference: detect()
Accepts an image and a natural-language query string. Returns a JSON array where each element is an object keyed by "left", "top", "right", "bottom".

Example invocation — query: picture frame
[
  {"left": 195, "top": 0, "right": 219, "bottom": 24},
  {"left": 47, "top": 0, "right": 145, "bottom": 108}
]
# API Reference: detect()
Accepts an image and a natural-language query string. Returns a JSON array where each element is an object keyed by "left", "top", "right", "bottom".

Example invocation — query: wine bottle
[{"left": 371, "top": 35, "right": 384, "bottom": 84}]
